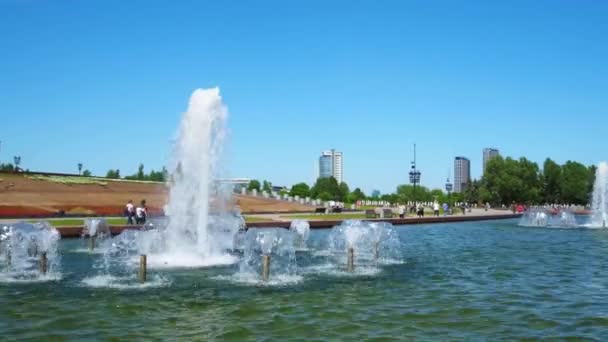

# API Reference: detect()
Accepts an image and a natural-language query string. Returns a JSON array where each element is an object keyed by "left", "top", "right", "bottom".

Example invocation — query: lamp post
[
  {"left": 408, "top": 144, "right": 421, "bottom": 203},
  {"left": 13, "top": 156, "right": 21, "bottom": 171},
  {"left": 445, "top": 176, "right": 453, "bottom": 202}
]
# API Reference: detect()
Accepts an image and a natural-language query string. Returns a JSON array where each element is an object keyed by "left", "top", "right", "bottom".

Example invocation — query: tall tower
[
  {"left": 454, "top": 156, "right": 471, "bottom": 193},
  {"left": 318, "top": 149, "right": 343, "bottom": 184},
  {"left": 483, "top": 148, "right": 500, "bottom": 174}
]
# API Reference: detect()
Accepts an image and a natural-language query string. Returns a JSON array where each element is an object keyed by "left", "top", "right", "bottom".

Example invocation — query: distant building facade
[
  {"left": 483, "top": 148, "right": 500, "bottom": 174},
  {"left": 454, "top": 156, "right": 470, "bottom": 193},
  {"left": 318, "top": 149, "right": 343, "bottom": 184}
]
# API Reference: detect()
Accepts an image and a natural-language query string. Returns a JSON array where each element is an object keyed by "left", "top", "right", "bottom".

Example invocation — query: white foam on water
[
  {"left": 300, "top": 262, "right": 382, "bottom": 277},
  {"left": 70, "top": 248, "right": 107, "bottom": 255},
  {"left": 144, "top": 252, "right": 238, "bottom": 269},
  {"left": 81, "top": 274, "right": 171, "bottom": 289},
  {"left": 0, "top": 271, "right": 62, "bottom": 284},
  {"left": 212, "top": 273, "right": 304, "bottom": 287}
]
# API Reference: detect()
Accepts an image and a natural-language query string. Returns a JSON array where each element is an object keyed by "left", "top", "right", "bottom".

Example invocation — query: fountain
[
  {"left": 519, "top": 209, "right": 577, "bottom": 228},
  {"left": 110, "top": 88, "right": 240, "bottom": 268},
  {"left": 82, "top": 219, "right": 111, "bottom": 251},
  {"left": 0, "top": 222, "right": 61, "bottom": 282},
  {"left": 289, "top": 219, "right": 310, "bottom": 250},
  {"left": 326, "top": 220, "right": 402, "bottom": 274},
  {"left": 227, "top": 228, "right": 300, "bottom": 285},
  {"left": 590, "top": 162, "right": 608, "bottom": 228}
]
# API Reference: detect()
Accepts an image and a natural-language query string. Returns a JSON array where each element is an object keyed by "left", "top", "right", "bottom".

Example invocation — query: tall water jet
[
  {"left": 591, "top": 162, "right": 608, "bottom": 228},
  {"left": 117, "top": 87, "right": 239, "bottom": 268}
]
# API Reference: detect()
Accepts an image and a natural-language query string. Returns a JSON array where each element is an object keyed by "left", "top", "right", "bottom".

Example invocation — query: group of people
[{"left": 125, "top": 199, "right": 147, "bottom": 225}]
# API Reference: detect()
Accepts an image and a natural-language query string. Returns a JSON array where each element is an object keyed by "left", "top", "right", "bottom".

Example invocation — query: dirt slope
[{"left": 0, "top": 173, "right": 313, "bottom": 217}]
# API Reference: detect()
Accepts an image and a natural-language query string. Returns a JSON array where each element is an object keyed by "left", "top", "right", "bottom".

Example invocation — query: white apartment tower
[{"left": 319, "top": 149, "right": 343, "bottom": 184}]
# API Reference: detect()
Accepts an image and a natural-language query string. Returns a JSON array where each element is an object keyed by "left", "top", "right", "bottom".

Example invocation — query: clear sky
[{"left": 1, "top": 1, "right": 607, "bottom": 194}]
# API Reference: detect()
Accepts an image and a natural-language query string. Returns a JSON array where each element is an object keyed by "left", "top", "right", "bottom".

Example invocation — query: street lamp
[
  {"left": 445, "top": 176, "right": 453, "bottom": 199},
  {"left": 13, "top": 156, "right": 21, "bottom": 171},
  {"left": 408, "top": 144, "right": 421, "bottom": 203}
]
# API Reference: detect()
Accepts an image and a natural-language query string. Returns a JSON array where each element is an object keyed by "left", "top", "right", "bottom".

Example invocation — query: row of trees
[
  {"left": 247, "top": 176, "right": 367, "bottom": 203},
  {"left": 121, "top": 164, "right": 168, "bottom": 182},
  {"left": 0, "top": 163, "right": 16, "bottom": 171},
  {"left": 463, "top": 157, "right": 596, "bottom": 206}
]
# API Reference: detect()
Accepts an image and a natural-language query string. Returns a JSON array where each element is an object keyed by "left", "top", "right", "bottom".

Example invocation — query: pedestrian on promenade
[
  {"left": 125, "top": 199, "right": 135, "bottom": 225},
  {"left": 442, "top": 202, "right": 449, "bottom": 216},
  {"left": 461, "top": 202, "right": 466, "bottom": 215},
  {"left": 416, "top": 203, "right": 424, "bottom": 217},
  {"left": 433, "top": 201, "right": 440, "bottom": 217},
  {"left": 136, "top": 199, "right": 147, "bottom": 224}
]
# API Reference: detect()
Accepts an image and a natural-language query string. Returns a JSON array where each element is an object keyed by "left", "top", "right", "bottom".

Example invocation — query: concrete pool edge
[{"left": 52, "top": 214, "right": 522, "bottom": 238}]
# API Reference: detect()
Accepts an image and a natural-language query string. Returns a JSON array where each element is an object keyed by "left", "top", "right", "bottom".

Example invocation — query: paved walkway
[{"left": 247, "top": 208, "right": 517, "bottom": 222}]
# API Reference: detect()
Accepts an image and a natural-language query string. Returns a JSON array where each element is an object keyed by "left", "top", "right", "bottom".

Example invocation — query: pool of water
[{"left": 2, "top": 219, "right": 608, "bottom": 340}]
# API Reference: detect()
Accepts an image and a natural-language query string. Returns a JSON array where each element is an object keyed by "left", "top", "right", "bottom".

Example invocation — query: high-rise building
[
  {"left": 483, "top": 148, "right": 500, "bottom": 174},
  {"left": 454, "top": 156, "right": 470, "bottom": 193},
  {"left": 318, "top": 149, "right": 343, "bottom": 184}
]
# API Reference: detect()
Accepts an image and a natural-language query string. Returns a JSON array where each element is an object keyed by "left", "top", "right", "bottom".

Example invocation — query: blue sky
[{"left": 1, "top": 1, "right": 607, "bottom": 194}]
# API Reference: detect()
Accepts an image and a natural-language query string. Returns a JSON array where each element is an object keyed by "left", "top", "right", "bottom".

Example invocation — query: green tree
[
  {"left": 561, "top": 161, "right": 591, "bottom": 204},
  {"left": 82, "top": 169, "right": 92, "bottom": 177},
  {"left": 318, "top": 191, "right": 332, "bottom": 201},
  {"left": 247, "top": 179, "right": 261, "bottom": 192},
  {"left": 137, "top": 164, "right": 145, "bottom": 180},
  {"left": 289, "top": 182, "right": 310, "bottom": 198},
  {"left": 430, "top": 188, "right": 446, "bottom": 204},
  {"left": 262, "top": 180, "right": 272, "bottom": 193},
  {"left": 516, "top": 157, "right": 541, "bottom": 204},
  {"left": 0, "top": 163, "right": 14, "bottom": 172},
  {"left": 106, "top": 169, "right": 121, "bottom": 179},
  {"left": 338, "top": 182, "right": 350, "bottom": 202},
  {"left": 542, "top": 158, "right": 562, "bottom": 203},
  {"left": 348, "top": 188, "right": 366, "bottom": 203},
  {"left": 310, "top": 177, "right": 341, "bottom": 201},
  {"left": 396, "top": 184, "right": 432, "bottom": 203},
  {"left": 463, "top": 179, "right": 481, "bottom": 204}
]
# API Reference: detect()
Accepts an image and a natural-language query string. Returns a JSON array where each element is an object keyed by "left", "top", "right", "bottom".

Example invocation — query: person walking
[
  {"left": 136, "top": 199, "right": 147, "bottom": 224},
  {"left": 125, "top": 199, "right": 135, "bottom": 225},
  {"left": 433, "top": 201, "right": 440, "bottom": 217}
]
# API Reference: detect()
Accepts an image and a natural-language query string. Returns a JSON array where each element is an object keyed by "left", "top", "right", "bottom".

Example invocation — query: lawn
[
  {"left": 31, "top": 217, "right": 130, "bottom": 227},
  {"left": 32, "top": 216, "right": 270, "bottom": 227},
  {"left": 243, "top": 216, "right": 273, "bottom": 223},
  {"left": 281, "top": 213, "right": 368, "bottom": 221}
]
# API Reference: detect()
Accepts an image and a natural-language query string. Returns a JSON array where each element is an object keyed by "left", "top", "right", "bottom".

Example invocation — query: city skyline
[{"left": 1, "top": 2, "right": 607, "bottom": 194}]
